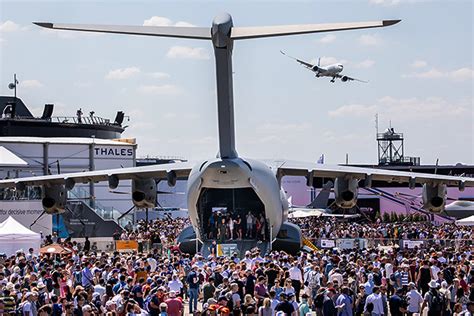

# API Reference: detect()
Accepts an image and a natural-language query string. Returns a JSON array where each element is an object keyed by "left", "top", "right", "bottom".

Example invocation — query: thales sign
[{"left": 94, "top": 146, "right": 134, "bottom": 157}]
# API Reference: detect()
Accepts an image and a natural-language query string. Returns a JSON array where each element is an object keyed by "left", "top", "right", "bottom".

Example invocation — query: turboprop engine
[
  {"left": 131, "top": 178, "right": 156, "bottom": 208},
  {"left": 334, "top": 176, "right": 358, "bottom": 208},
  {"left": 422, "top": 183, "right": 447, "bottom": 212}
]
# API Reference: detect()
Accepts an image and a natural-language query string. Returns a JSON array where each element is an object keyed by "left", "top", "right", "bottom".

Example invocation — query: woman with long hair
[
  {"left": 241, "top": 294, "right": 257, "bottom": 316},
  {"left": 258, "top": 298, "right": 272, "bottom": 316}
]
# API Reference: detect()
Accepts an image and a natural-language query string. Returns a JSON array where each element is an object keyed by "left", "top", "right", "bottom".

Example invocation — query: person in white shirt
[
  {"left": 168, "top": 274, "right": 183, "bottom": 293},
  {"left": 364, "top": 286, "right": 385, "bottom": 316},
  {"left": 288, "top": 265, "right": 303, "bottom": 302},
  {"left": 406, "top": 282, "right": 423, "bottom": 314},
  {"left": 329, "top": 268, "right": 343, "bottom": 286}
]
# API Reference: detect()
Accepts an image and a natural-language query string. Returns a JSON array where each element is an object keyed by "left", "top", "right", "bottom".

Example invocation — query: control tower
[{"left": 377, "top": 127, "right": 420, "bottom": 166}]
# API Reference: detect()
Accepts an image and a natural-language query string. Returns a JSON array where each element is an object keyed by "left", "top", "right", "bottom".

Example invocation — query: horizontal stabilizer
[
  {"left": 33, "top": 22, "right": 211, "bottom": 40},
  {"left": 231, "top": 20, "right": 400, "bottom": 39}
]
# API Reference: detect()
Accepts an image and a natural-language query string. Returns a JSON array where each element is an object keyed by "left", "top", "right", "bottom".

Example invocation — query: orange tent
[{"left": 39, "top": 244, "right": 73, "bottom": 255}]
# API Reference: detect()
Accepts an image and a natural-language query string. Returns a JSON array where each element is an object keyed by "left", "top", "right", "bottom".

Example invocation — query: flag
[{"left": 317, "top": 154, "right": 324, "bottom": 164}]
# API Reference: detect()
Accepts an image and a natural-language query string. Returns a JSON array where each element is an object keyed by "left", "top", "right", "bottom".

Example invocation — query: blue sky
[{"left": 0, "top": 0, "right": 472, "bottom": 164}]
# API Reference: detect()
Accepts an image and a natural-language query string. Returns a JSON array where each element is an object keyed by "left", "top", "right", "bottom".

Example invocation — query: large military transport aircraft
[{"left": 1, "top": 13, "right": 473, "bottom": 254}]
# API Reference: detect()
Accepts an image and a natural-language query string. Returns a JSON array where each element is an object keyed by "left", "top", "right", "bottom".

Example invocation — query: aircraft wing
[
  {"left": 335, "top": 73, "right": 368, "bottom": 83},
  {"left": 268, "top": 160, "right": 474, "bottom": 188},
  {"left": 280, "top": 50, "right": 314, "bottom": 69},
  {"left": 0, "top": 161, "right": 194, "bottom": 189}
]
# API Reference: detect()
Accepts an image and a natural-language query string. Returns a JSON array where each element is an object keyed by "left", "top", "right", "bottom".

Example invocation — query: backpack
[
  {"left": 74, "top": 271, "right": 82, "bottom": 286},
  {"left": 314, "top": 293, "right": 325, "bottom": 308},
  {"left": 143, "top": 294, "right": 155, "bottom": 312},
  {"left": 366, "top": 302, "right": 374, "bottom": 313},
  {"left": 15, "top": 301, "right": 26, "bottom": 316},
  {"left": 428, "top": 291, "right": 444, "bottom": 312}
]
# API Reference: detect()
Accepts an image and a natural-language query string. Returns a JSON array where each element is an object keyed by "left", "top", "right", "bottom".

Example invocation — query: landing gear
[{"left": 330, "top": 77, "right": 336, "bottom": 83}]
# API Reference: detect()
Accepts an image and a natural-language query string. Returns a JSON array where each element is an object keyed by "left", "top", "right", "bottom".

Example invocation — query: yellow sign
[{"left": 116, "top": 240, "right": 138, "bottom": 251}]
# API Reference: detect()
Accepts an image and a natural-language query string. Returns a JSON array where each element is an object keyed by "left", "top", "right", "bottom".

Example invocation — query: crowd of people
[{"left": 0, "top": 215, "right": 473, "bottom": 316}]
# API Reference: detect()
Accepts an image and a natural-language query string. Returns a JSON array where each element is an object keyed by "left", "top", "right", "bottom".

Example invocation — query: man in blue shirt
[
  {"left": 335, "top": 287, "right": 353, "bottom": 316},
  {"left": 81, "top": 262, "right": 94, "bottom": 289}
]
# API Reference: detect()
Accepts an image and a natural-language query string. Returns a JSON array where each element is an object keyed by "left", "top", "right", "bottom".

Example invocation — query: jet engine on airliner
[
  {"left": 334, "top": 176, "right": 359, "bottom": 208},
  {"left": 422, "top": 183, "right": 447, "bottom": 212},
  {"left": 132, "top": 178, "right": 156, "bottom": 208},
  {"left": 341, "top": 76, "right": 349, "bottom": 82},
  {"left": 42, "top": 185, "right": 67, "bottom": 214}
]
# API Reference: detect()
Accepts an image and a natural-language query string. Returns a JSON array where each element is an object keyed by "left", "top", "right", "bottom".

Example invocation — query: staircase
[{"left": 58, "top": 200, "right": 123, "bottom": 238}]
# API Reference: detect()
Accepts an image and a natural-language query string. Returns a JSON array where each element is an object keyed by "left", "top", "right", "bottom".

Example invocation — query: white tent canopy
[
  {"left": 0, "top": 216, "right": 41, "bottom": 256},
  {"left": 0, "top": 146, "right": 27, "bottom": 166},
  {"left": 456, "top": 215, "right": 474, "bottom": 226}
]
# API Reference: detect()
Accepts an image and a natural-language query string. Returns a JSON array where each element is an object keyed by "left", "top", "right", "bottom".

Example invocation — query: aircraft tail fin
[
  {"left": 33, "top": 22, "right": 212, "bottom": 40},
  {"left": 231, "top": 20, "right": 400, "bottom": 40},
  {"left": 317, "top": 57, "right": 321, "bottom": 67},
  {"left": 307, "top": 181, "right": 333, "bottom": 209}
]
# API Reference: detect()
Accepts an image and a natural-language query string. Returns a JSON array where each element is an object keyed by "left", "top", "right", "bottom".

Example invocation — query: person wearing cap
[
  {"left": 165, "top": 290, "right": 183, "bottom": 316},
  {"left": 406, "top": 282, "right": 423, "bottom": 315}
]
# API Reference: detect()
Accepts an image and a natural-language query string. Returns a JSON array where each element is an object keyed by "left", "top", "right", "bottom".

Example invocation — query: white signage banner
[
  {"left": 0, "top": 201, "right": 51, "bottom": 235},
  {"left": 320, "top": 239, "right": 335, "bottom": 248},
  {"left": 403, "top": 240, "right": 424, "bottom": 249},
  {"left": 337, "top": 239, "right": 356, "bottom": 249}
]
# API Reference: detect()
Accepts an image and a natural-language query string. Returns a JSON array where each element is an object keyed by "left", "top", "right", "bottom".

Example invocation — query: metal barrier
[{"left": 308, "top": 237, "right": 473, "bottom": 250}]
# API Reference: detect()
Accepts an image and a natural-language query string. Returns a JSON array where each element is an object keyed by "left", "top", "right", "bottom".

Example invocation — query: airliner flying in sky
[
  {"left": 281, "top": 50, "right": 367, "bottom": 83},
  {"left": 1, "top": 13, "right": 473, "bottom": 254}
]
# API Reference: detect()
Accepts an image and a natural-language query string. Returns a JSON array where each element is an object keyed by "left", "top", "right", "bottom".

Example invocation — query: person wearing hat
[
  {"left": 406, "top": 282, "right": 423, "bottom": 315},
  {"left": 421, "top": 280, "right": 446, "bottom": 316},
  {"left": 22, "top": 291, "right": 38, "bottom": 316},
  {"left": 165, "top": 290, "right": 183, "bottom": 316}
]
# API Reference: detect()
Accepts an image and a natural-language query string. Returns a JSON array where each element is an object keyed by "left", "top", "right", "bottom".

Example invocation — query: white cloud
[
  {"left": 149, "top": 72, "right": 170, "bottom": 79},
  {"left": 329, "top": 96, "right": 470, "bottom": 120},
  {"left": 137, "top": 84, "right": 181, "bottom": 95},
  {"left": 143, "top": 16, "right": 195, "bottom": 27},
  {"left": 256, "top": 122, "right": 311, "bottom": 133},
  {"left": 403, "top": 67, "right": 473, "bottom": 81},
  {"left": 449, "top": 68, "right": 474, "bottom": 81},
  {"left": 0, "top": 20, "right": 21, "bottom": 32},
  {"left": 355, "top": 59, "right": 375, "bottom": 68},
  {"left": 166, "top": 46, "right": 210, "bottom": 60},
  {"left": 319, "top": 34, "right": 336, "bottom": 44},
  {"left": 358, "top": 34, "right": 379, "bottom": 46},
  {"left": 105, "top": 67, "right": 141, "bottom": 80},
  {"left": 369, "top": 0, "right": 401, "bottom": 5},
  {"left": 21, "top": 79, "right": 44, "bottom": 88},
  {"left": 411, "top": 60, "right": 428, "bottom": 68}
]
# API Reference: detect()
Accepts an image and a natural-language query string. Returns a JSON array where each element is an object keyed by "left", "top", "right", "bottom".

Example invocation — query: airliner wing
[
  {"left": 0, "top": 161, "right": 194, "bottom": 188},
  {"left": 335, "top": 74, "right": 368, "bottom": 83},
  {"left": 268, "top": 160, "right": 474, "bottom": 188},
  {"left": 280, "top": 50, "right": 314, "bottom": 69}
]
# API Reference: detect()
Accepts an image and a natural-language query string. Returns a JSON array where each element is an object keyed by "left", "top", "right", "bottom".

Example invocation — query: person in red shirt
[{"left": 165, "top": 290, "right": 183, "bottom": 316}]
